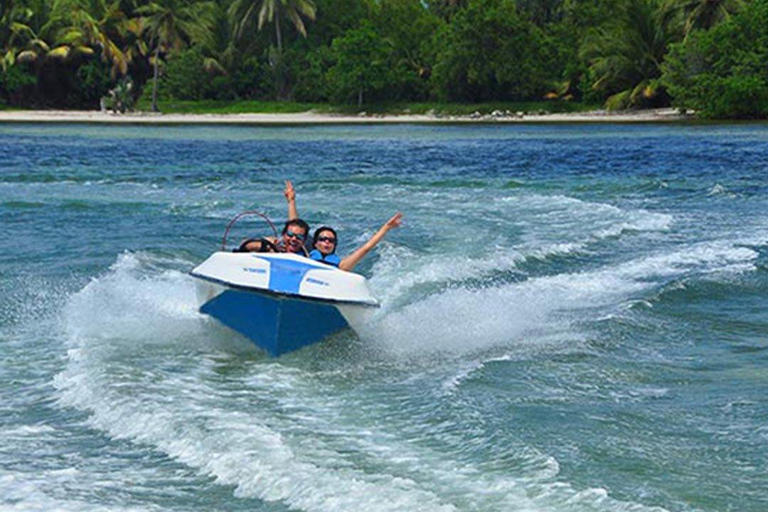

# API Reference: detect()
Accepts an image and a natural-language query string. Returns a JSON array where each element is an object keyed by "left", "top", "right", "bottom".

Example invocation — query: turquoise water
[{"left": 1, "top": 123, "right": 767, "bottom": 512}]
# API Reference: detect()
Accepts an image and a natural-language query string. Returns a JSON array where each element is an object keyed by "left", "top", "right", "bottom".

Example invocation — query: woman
[
  {"left": 309, "top": 227, "right": 341, "bottom": 267},
  {"left": 284, "top": 180, "right": 403, "bottom": 272},
  {"left": 311, "top": 213, "right": 402, "bottom": 271}
]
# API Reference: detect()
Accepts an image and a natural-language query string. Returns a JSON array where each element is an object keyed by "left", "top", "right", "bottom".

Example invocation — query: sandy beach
[{"left": 0, "top": 107, "right": 693, "bottom": 125}]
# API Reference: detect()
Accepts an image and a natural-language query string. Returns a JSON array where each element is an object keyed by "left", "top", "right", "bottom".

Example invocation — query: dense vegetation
[{"left": 1, "top": 0, "right": 767, "bottom": 118}]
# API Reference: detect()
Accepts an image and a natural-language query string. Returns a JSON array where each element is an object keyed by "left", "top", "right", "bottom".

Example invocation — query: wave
[
  {"left": 361, "top": 240, "right": 758, "bottom": 358},
  {"left": 0, "top": 470, "right": 150, "bottom": 512},
  {"left": 368, "top": 194, "right": 673, "bottom": 308},
  {"left": 60, "top": 252, "right": 203, "bottom": 347},
  {"left": 0, "top": 200, "right": 47, "bottom": 209}
]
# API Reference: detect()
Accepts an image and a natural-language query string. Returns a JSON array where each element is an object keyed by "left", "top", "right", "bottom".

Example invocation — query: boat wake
[
  {"left": 50, "top": 239, "right": 703, "bottom": 512},
  {"left": 48, "top": 187, "right": 767, "bottom": 512}
]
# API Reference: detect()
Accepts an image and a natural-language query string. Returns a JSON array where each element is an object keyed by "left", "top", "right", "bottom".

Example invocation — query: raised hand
[
  {"left": 385, "top": 212, "right": 403, "bottom": 230},
  {"left": 284, "top": 180, "right": 295, "bottom": 203}
]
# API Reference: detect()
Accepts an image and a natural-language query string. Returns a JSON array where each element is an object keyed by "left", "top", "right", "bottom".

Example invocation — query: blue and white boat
[{"left": 191, "top": 252, "right": 379, "bottom": 356}]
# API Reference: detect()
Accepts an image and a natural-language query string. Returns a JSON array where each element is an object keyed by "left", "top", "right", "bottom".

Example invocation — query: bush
[
  {"left": 705, "top": 75, "right": 768, "bottom": 119},
  {"left": 161, "top": 48, "right": 206, "bottom": 100},
  {"left": 160, "top": 47, "right": 235, "bottom": 101},
  {"left": 102, "top": 77, "right": 136, "bottom": 113},
  {"left": 372, "top": 0, "right": 441, "bottom": 101},
  {"left": 0, "top": 65, "right": 36, "bottom": 106},
  {"left": 662, "top": 0, "right": 768, "bottom": 119},
  {"left": 431, "top": 0, "right": 551, "bottom": 102},
  {"left": 291, "top": 47, "right": 334, "bottom": 102},
  {"left": 231, "top": 56, "right": 274, "bottom": 100},
  {"left": 327, "top": 24, "right": 393, "bottom": 105},
  {"left": 76, "top": 59, "right": 112, "bottom": 108}
]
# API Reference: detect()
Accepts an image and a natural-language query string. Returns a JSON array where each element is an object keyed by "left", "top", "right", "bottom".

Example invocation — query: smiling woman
[
  {"left": 309, "top": 226, "right": 341, "bottom": 266},
  {"left": 286, "top": 180, "right": 403, "bottom": 271}
]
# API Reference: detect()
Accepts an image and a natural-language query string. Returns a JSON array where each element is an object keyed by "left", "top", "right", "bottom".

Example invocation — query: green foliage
[
  {"left": 306, "top": 0, "right": 373, "bottom": 47},
  {"left": 160, "top": 46, "right": 206, "bottom": 100},
  {"left": 76, "top": 56, "right": 112, "bottom": 106},
  {"left": 0, "top": 65, "right": 36, "bottom": 105},
  {"left": 431, "top": 0, "right": 551, "bottom": 102},
  {"left": 230, "top": 56, "right": 274, "bottom": 99},
  {"left": 228, "top": 0, "right": 316, "bottom": 51},
  {"left": 580, "top": 0, "right": 681, "bottom": 109},
  {"left": 516, "top": 0, "right": 565, "bottom": 26},
  {"left": 662, "top": 0, "right": 768, "bottom": 119},
  {"left": 133, "top": 98, "right": 593, "bottom": 114},
  {"left": 137, "top": 0, "right": 219, "bottom": 110},
  {"left": 669, "top": 0, "right": 746, "bottom": 35},
  {"left": 44, "top": 0, "right": 133, "bottom": 78},
  {"left": 139, "top": 0, "right": 218, "bottom": 53},
  {"left": 372, "top": 0, "right": 441, "bottom": 100},
  {"left": 134, "top": 98, "right": 328, "bottom": 112},
  {"left": 327, "top": 23, "right": 391, "bottom": 105},
  {"left": 103, "top": 76, "right": 136, "bottom": 112},
  {"left": 0, "top": 0, "right": 764, "bottom": 117},
  {"left": 290, "top": 46, "right": 333, "bottom": 101},
  {"left": 159, "top": 46, "right": 235, "bottom": 100},
  {"left": 542, "top": 0, "right": 617, "bottom": 100}
]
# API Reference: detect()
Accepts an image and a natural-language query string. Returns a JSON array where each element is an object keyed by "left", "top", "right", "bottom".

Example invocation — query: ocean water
[{"left": 1, "top": 122, "right": 767, "bottom": 512}]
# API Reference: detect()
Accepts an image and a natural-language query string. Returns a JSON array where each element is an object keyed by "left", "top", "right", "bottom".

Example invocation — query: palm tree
[
  {"left": 137, "top": 0, "right": 216, "bottom": 111},
  {"left": 43, "top": 0, "right": 132, "bottom": 77},
  {"left": 1, "top": 0, "right": 50, "bottom": 70},
  {"left": 581, "top": 0, "right": 681, "bottom": 109},
  {"left": 666, "top": 0, "right": 744, "bottom": 35},
  {"left": 228, "top": 0, "right": 316, "bottom": 53}
]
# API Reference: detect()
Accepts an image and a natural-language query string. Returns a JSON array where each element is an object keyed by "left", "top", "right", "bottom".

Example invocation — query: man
[
  {"left": 236, "top": 218, "right": 310, "bottom": 255},
  {"left": 285, "top": 179, "right": 403, "bottom": 271}
]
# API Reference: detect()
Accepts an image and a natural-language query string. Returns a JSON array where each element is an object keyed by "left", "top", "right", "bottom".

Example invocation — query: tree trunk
[
  {"left": 358, "top": 88, "right": 363, "bottom": 107},
  {"left": 151, "top": 46, "right": 160, "bottom": 112},
  {"left": 275, "top": 16, "right": 282, "bottom": 53},
  {"left": 274, "top": 16, "right": 287, "bottom": 100}
]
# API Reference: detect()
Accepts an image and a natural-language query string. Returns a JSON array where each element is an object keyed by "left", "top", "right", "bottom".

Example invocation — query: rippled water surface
[{"left": 1, "top": 123, "right": 767, "bottom": 512}]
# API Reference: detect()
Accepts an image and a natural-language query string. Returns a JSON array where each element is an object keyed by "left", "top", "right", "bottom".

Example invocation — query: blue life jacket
[{"left": 309, "top": 249, "right": 341, "bottom": 267}]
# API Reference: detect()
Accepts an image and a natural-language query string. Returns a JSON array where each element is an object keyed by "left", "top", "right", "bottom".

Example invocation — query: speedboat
[{"left": 191, "top": 251, "right": 379, "bottom": 356}]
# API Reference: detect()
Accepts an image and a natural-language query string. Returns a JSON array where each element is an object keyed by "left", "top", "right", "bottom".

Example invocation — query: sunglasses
[
  {"left": 284, "top": 230, "right": 306, "bottom": 240},
  {"left": 317, "top": 236, "right": 336, "bottom": 244}
]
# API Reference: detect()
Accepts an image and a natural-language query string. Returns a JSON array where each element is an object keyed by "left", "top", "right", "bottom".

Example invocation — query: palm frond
[
  {"left": 605, "top": 89, "right": 632, "bottom": 110},
  {"left": 47, "top": 45, "right": 70, "bottom": 58},
  {"left": 17, "top": 49, "right": 39, "bottom": 63}
]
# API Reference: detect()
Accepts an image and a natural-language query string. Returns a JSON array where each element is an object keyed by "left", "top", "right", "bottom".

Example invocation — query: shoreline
[{"left": 0, "top": 108, "right": 696, "bottom": 125}]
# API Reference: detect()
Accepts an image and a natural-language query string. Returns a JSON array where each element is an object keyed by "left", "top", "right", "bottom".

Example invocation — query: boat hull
[
  {"left": 199, "top": 284, "right": 349, "bottom": 356},
  {"left": 191, "top": 252, "right": 378, "bottom": 356}
]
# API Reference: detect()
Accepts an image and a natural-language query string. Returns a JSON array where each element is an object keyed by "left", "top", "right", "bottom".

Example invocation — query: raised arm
[
  {"left": 285, "top": 180, "right": 298, "bottom": 220},
  {"left": 339, "top": 212, "right": 403, "bottom": 272}
]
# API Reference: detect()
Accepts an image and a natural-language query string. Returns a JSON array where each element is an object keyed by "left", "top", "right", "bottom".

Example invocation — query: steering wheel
[{"left": 221, "top": 210, "right": 279, "bottom": 251}]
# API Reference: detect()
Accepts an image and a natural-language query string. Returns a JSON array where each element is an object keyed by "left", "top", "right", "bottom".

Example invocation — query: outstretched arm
[
  {"left": 339, "top": 212, "right": 403, "bottom": 272},
  {"left": 285, "top": 180, "right": 298, "bottom": 220}
]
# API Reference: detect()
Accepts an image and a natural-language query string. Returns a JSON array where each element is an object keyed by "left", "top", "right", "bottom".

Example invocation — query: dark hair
[
  {"left": 312, "top": 226, "right": 338, "bottom": 253},
  {"left": 282, "top": 218, "right": 310, "bottom": 238}
]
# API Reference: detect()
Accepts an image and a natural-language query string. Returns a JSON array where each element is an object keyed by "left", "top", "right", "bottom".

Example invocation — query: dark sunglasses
[
  {"left": 317, "top": 236, "right": 336, "bottom": 244},
  {"left": 284, "top": 230, "right": 306, "bottom": 240}
]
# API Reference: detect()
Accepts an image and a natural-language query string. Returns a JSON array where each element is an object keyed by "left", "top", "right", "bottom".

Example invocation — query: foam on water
[
  {"left": 51, "top": 251, "right": 674, "bottom": 512},
  {"left": 0, "top": 472, "right": 153, "bottom": 512},
  {"left": 362, "top": 232, "right": 759, "bottom": 358},
  {"left": 62, "top": 252, "right": 203, "bottom": 346},
  {"left": 368, "top": 194, "right": 673, "bottom": 309}
]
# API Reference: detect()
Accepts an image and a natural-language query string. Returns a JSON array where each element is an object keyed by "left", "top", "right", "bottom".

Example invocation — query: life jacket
[{"left": 309, "top": 249, "right": 341, "bottom": 267}]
